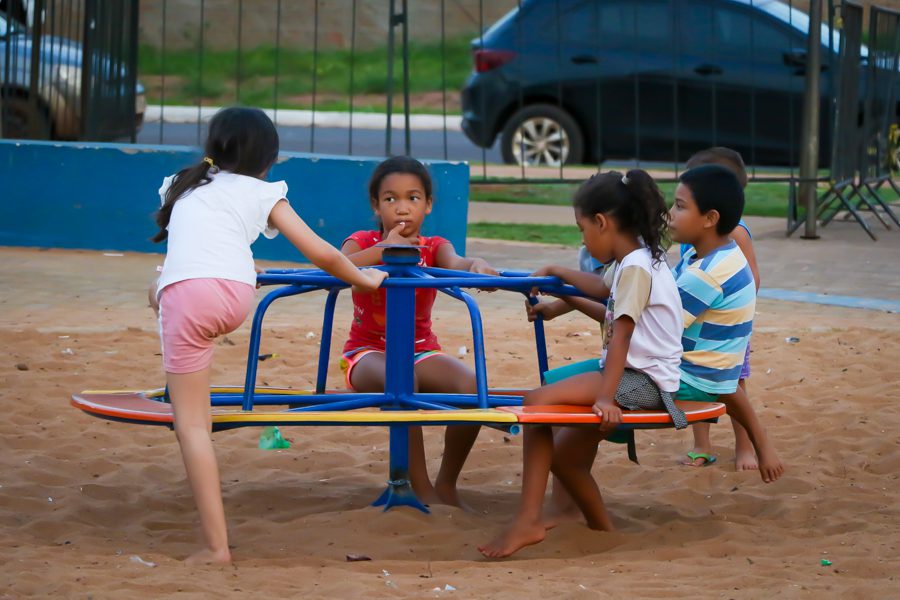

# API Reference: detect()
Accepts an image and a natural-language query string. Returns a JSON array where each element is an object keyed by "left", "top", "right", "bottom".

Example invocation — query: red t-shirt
[{"left": 342, "top": 230, "right": 450, "bottom": 354}]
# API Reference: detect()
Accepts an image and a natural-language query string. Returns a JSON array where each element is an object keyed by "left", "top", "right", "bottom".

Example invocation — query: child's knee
[
  {"left": 452, "top": 377, "right": 477, "bottom": 395},
  {"left": 431, "top": 376, "right": 475, "bottom": 395},
  {"left": 173, "top": 419, "right": 209, "bottom": 442}
]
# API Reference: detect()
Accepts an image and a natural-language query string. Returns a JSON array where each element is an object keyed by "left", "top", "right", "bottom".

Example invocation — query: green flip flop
[{"left": 683, "top": 451, "right": 717, "bottom": 466}]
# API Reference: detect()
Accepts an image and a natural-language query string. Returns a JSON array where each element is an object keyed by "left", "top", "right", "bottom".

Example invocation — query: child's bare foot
[
  {"left": 540, "top": 506, "right": 581, "bottom": 530},
  {"left": 478, "top": 520, "right": 546, "bottom": 558},
  {"left": 428, "top": 483, "right": 474, "bottom": 512},
  {"left": 185, "top": 547, "right": 232, "bottom": 565},
  {"left": 680, "top": 448, "right": 717, "bottom": 467},
  {"left": 734, "top": 447, "right": 759, "bottom": 471}
]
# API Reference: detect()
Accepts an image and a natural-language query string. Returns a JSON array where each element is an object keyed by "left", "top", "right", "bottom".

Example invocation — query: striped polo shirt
[{"left": 672, "top": 240, "right": 756, "bottom": 395}]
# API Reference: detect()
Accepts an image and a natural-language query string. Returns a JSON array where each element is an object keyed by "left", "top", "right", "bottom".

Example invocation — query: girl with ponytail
[
  {"left": 480, "top": 169, "right": 685, "bottom": 558},
  {"left": 149, "top": 107, "right": 386, "bottom": 564}
]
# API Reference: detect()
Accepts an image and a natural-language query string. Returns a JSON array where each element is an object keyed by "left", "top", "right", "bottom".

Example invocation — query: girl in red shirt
[{"left": 341, "top": 156, "right": 496, "bottom": 509}]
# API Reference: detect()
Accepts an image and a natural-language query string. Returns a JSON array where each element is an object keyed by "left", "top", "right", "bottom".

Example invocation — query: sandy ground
[{"left": 1, "top": 247, "right": 899, "bottom": 599}]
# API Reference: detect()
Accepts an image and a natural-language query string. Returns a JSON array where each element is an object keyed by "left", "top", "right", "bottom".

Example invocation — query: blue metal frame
[{"left": 227, "top": 246, "right": 597, "bottom": 512}]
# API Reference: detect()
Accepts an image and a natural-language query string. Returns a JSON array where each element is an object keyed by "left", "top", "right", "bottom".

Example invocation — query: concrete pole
[{"left": 799, "top": 0, "right": 823, "bottom": 239}]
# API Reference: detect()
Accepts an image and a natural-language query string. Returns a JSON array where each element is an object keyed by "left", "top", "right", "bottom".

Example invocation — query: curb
[{"left": 145, "top": 105, "right": 463, "bottom": 132}]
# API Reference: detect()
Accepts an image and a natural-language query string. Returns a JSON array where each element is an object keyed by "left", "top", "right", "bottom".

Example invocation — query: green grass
[
  {"left": 467, "top": 223, "right": 584, "bottom": 246},
  {"left": 470, "top": 181, "right": 793, "bottom": 218},
  {"left": 139, "top": 38, "right": 473, "bottom": 110},
  {"left": 468, "top": 180, "right": 798, "bottom": 245}
]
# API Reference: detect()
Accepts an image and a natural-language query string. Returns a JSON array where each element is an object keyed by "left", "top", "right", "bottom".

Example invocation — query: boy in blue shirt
[
  {"left": 679, "top": 147, "right": 761, "bottom": 471},
  {"left": 669, "top": 165, "right": 784, "bottom": 483}
]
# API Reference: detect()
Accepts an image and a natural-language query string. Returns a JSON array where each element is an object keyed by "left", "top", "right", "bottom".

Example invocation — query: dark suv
[{"left": 461, "top": 0, "right": 848, "bottom": 166}]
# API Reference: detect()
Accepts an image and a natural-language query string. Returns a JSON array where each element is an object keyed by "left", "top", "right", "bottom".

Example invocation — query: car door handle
[
  {"left": 571, "top": 55, "right": 598, "bottom": 65},
  {"left": 792, "top": 64, "right": 830, "bottom": 76},
  {"left": 694, "top": 64, "right": 723, "bottom": 76},
  {"left": 783, "top": 49, "right": 807, "bottom": 67}
]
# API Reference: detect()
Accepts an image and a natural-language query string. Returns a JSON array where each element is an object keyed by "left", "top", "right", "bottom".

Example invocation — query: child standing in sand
[
  {"left": 669, "top": 164, "right": 783, "bottom": 484},
  {"left": 677, "top": 148, "right": 762, "bottom": 471},
  {"left": 151, "top": 107, "right": 386, "bottom": 564},
  {"left": 340, "top": 156, "right": 497, "bottom": 508},
  {"left": 480, "top": 170, "right": 685, "bottom": 558}
]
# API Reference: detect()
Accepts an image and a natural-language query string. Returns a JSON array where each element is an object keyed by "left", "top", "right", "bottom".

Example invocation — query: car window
[
  {"left": 715, "top": 7, "right": 794, "bottom": 63},
  {"left": 712, "top": 8, "right": 752, "bottom": 57},
  {"left": 679, "top": 1, "right": 717, "bottom": 57},
  {"left": 598, "top": 0, "right": 673, "bottom": 50},
  {"left": 532, "top": 0, "right": 596, "bottom": 44},
  {"left": 682, "top": 1, "right": 793, "bottom": 64}
]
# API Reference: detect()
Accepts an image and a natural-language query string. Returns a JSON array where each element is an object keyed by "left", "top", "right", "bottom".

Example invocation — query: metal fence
[
  {"left": 132, "top": 0, "right": 846, "bottom": 181},
  {"left": 787, "top": 1, "right": 900, "bottom": 238},
  {"left": 3, "top": 0, "right": 900, "bottom": 234}
]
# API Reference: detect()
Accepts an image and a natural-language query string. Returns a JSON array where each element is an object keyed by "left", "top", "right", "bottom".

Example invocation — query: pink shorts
[
  {"left": 339, "top": 347, "right": 442, "bottom": 389},
  {"left": 158, "top": 278, "right": 255, "bottom": 374}
]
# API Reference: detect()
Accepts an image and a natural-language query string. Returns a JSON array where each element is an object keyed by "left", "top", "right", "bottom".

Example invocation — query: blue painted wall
[{"left": 0, "top": 140, "right": 469, "bottom": 260}]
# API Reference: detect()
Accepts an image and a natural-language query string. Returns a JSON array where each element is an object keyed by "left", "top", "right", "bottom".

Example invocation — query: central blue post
[{"left": 372, "top": 246, "right": 429, "bottom": 513}]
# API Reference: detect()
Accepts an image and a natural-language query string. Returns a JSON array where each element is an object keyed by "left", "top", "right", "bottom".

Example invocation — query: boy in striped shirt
[{"left": 669, "top": 165, "right": 784, "bottom": 483}]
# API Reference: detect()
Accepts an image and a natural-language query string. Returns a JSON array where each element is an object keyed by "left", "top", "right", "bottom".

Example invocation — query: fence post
[
  {"left": 81, "top": 0, "right": 96, "bottom": 140},
  {"left": 28, "top": 0, "right": 44, "bottom": 139},
  {"left": 800, "top": 0, "right": 823, "bottom": 239},
  {"left": 128, "top": 0, "right": 139, "bottom": 143},
  {"left": 401, "top": 0, "right": 411, "bottom": 156},
  {"left": 385, "top": 0, "right": 396, "bottom": 156}
]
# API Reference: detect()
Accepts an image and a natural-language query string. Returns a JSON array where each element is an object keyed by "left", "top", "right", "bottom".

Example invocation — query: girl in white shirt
[
  {"left": 151, "top": 107, "right": 386, "bottom": 564},
  {"left": 480, "top": 170, "right": 683, "bottom": 558}
]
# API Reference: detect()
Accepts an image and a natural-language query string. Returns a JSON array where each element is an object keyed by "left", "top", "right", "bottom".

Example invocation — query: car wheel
[
  {"left": 500, "top": 104, "right": 584, "bottom": 166},
  {"left": 1, "top": 96, "right": 52, "bottom": 139}
]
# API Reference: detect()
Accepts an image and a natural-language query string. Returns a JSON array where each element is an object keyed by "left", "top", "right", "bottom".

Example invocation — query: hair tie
[
  {"left": 203, "top": 156, "right": 215, "bottom": 168},
  {"left": 621, "top": 174, "right": 630, "bottom": 186}
]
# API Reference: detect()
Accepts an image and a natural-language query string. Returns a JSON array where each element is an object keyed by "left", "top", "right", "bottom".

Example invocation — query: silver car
[{"left": 1, "top": 12, "right": 145, "bottom": 140}]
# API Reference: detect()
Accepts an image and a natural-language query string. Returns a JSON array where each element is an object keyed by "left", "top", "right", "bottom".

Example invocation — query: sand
[{"left": 1, "top": 247, "right": 899, "bottom": 598}]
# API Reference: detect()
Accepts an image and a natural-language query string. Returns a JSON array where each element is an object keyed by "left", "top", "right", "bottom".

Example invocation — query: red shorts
[{"left": 158, "top": 278, "right": 255, "bottom": 374}]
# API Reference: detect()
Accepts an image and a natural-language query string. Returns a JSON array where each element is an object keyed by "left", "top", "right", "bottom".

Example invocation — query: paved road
[{"left": 137, "top": 121, "right": 503, "bottom": 163}]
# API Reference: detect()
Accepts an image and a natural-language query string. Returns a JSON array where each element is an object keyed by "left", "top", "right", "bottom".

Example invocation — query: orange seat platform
[
  {"left": 497, "top": 401, "right": 726, "bottom": 425},
  {"left": 71, "top": 389, "right": 725, "bottom": 429}
]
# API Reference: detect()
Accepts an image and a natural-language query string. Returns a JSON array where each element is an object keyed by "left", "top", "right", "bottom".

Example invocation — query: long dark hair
[
  {"left": 573, "top": 169, "right": 669, "bottom": 263},
  {"left": 152, "top": 107, "right": 280, "bottom": 243}
]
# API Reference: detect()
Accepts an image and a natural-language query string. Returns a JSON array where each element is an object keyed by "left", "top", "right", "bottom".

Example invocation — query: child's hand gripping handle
[
  {"left": 353, "top": 268, "right": 388, "bottom": 293},
  {"left": 593, "top": 397, "right": 622, "bottom": 434}
]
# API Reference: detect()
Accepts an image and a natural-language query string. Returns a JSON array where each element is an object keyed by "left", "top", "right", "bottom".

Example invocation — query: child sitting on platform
[
  {"left": 669, "top": 164, "right": 783, "bottom": 483},
  {"left": 677, "top": 148, "right": 761, "bottom": 471},
  {"left": 480, "top": 169, "right": 684, "bottom": 558},
  {"left": 340, "top": 155, "right": 497, "bottom": 509}
]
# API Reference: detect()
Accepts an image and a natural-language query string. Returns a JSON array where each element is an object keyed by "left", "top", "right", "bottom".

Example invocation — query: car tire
[
  {"left": 500, "top": 103, "right": 584, "bottom": 166},
  {"left": 1, "top": 95, "right": 52, "bottom": 139}
]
